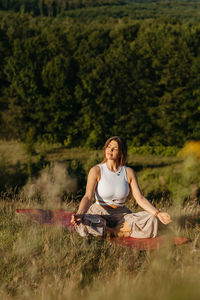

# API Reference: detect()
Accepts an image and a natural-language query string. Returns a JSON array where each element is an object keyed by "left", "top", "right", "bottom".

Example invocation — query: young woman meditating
[{"left": 71, "top": 136, "right": 171, "bottom": 238}]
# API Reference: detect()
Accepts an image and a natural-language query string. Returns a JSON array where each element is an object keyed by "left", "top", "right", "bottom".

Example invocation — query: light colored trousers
[{"left": 75, "top": 203, "right": 158, "bottom": 238}]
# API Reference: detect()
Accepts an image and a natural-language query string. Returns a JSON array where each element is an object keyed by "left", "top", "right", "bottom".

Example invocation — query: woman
[{"left": 71, "top": 136, "right": 171, "bottom": 238}]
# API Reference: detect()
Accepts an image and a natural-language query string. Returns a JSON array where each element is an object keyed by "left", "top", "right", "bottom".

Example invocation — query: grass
[
  {"left": 0, "top": 140, "right": 180, "bottom": 167},
  {"left": 0, "top": 140, "right": 200, "bottom": 299},
  {"left": 0, "top": 139, "right": 198, "bottom": 204},
  {"left": 0, "top": 196, "right": 200, "bottom": 300},
  {"left": 0, "top": 139, "right": 182, "bottom": 187}
]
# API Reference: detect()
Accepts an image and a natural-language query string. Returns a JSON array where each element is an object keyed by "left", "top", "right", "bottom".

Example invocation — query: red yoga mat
[{"left": 16, "top": 208, "right": 190, "bottom": 251}]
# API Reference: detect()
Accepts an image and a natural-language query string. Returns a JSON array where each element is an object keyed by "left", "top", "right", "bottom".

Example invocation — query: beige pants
[{"left": 75, "top": 203, "right": 158, "bottom": 238}]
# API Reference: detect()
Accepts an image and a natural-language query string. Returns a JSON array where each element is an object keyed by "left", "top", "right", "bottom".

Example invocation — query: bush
[{"left": 164, "top": 154, "right": 200, "bottom": 205}]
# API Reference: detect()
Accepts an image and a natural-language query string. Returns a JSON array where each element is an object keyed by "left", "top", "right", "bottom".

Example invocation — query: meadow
[{"left": 1, "top": 141, "right": 200, "bottom": 299}]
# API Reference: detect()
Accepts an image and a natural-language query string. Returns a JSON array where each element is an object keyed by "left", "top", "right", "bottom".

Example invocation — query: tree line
[
  {"left": 1, "top": 1, "right": 200, "bottom": 17},
  {"left": 0, "top": 10, "right": 200, "bottom": 148},
  {"left": 0, "top": 0, "right": 129, "bottom": 16}
]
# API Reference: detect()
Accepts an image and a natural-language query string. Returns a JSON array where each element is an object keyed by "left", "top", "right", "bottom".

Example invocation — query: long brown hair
[{"left": 102, "top": 136, "right": 127, "bottom": 166}]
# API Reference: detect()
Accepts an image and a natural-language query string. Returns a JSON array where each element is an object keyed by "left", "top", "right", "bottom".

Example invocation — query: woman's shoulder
[
  {"left": 88, "top": 164, "right": 101, "bottom": 181},
  {"left": 125, "top": 166, "right": 136, "bottom": 177},
  {"left": 89, "top": 164, "right": 101, "bottom": 175}
]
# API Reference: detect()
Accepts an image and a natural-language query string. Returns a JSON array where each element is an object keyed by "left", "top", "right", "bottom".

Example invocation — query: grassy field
[
  {"left": 1, "top": 194, "right": 200, "bottom": 299},
  {"left": 0, "top": 140, "right": 182, "bottom": 196},
  {"left": 0, "top": 140, "right": 200, "bottom": 299}
]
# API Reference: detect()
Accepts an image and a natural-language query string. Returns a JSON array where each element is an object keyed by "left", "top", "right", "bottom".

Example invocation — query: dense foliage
[
  {"left": 0, "top": 2, "right": 200, "bottom": 147},
  {"left": 0, "top": 0, "right": 128, "bottom": 16}
]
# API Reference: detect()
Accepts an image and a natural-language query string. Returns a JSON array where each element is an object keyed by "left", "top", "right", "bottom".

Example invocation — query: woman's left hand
[{"left": 157, "top": 212, "right": 172, "bottom": 224}]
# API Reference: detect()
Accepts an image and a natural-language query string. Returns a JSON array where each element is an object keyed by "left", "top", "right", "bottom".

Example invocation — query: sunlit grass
[
  {"left": 0, "top": 197, "right": 200, "bottom": 300},
  {"left": 0, "top": 139, "right": 183, "bottom": 198},
  {"left": 0, "top": 140, "right": 200, "bottom": 299}
]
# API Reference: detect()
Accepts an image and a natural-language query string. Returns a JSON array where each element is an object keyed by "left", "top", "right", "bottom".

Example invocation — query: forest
[
  {"left": 1, "top": 3, "right": 200, "bottom": 300},
  {"left": 0, "top": 0, "right": 200, "bottom": 148}
]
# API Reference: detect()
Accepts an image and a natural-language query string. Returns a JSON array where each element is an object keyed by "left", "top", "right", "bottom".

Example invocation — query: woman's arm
[
  {"left": 71, "top": 165, "right": 100, "bottom": 225},
  {"left": 126, "top": 167, "right": 171, "bottom": 225}
]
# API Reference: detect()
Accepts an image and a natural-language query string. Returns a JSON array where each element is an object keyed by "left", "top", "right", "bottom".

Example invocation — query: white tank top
[{"left": 95, "top": 163, "right": 130, "bottom": 207}]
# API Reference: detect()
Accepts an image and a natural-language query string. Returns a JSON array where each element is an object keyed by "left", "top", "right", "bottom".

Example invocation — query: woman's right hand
[{"left": 71, "top": 214, "right": 83, "bottom": 226}]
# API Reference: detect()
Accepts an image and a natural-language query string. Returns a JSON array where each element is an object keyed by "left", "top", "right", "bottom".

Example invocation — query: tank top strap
[
  {"left": 97, "top": 164, "right": 103, "bottom": 178},
  {"left": 123, "top": 166, "right": 128, "bottom": 181}
]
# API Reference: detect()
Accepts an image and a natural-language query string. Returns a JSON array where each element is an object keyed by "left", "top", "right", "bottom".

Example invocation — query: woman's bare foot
[{"left": 106, "top": 222, "right": 131, "bottom": 238}]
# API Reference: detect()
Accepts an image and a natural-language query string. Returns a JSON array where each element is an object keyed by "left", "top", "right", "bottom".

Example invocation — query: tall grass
[
  {"left": 1, "top": 194, "right": 200, "bottom": 300},
  {"left": 0, "top": 141, "right": 200, "bottom": 299}
]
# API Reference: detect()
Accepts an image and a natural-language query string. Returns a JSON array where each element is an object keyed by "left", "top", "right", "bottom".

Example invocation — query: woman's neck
[{"left": 106, "top": 160, "right": 120, "bottom": 172}]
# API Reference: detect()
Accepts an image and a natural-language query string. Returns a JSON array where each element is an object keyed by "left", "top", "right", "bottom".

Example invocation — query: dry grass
[
  {"left": 0, "top": 141, "right": 200, "bottom": 299},
  {"left": 1, "top": 195, "right": 200, "bottom": 300}
]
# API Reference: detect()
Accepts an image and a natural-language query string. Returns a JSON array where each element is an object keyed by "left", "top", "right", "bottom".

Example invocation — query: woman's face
[{"left": 105, "top": 140, "right": 120, "bottom": 161}]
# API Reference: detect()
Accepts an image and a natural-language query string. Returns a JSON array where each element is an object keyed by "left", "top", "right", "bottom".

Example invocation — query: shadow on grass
[
  {"left": 0, "top": 154, "right": 87, "bottom": 195},
  {"left": 0, "top": 160, "right": 28, "bottom": 191},
  {"left": 178, "top": 214, "right": 200, "bottom": 229}
]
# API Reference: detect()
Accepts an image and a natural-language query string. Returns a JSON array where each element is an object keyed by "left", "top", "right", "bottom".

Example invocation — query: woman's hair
[{"left": 102, "top": 136, "right": 127, "bottom": 166}]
